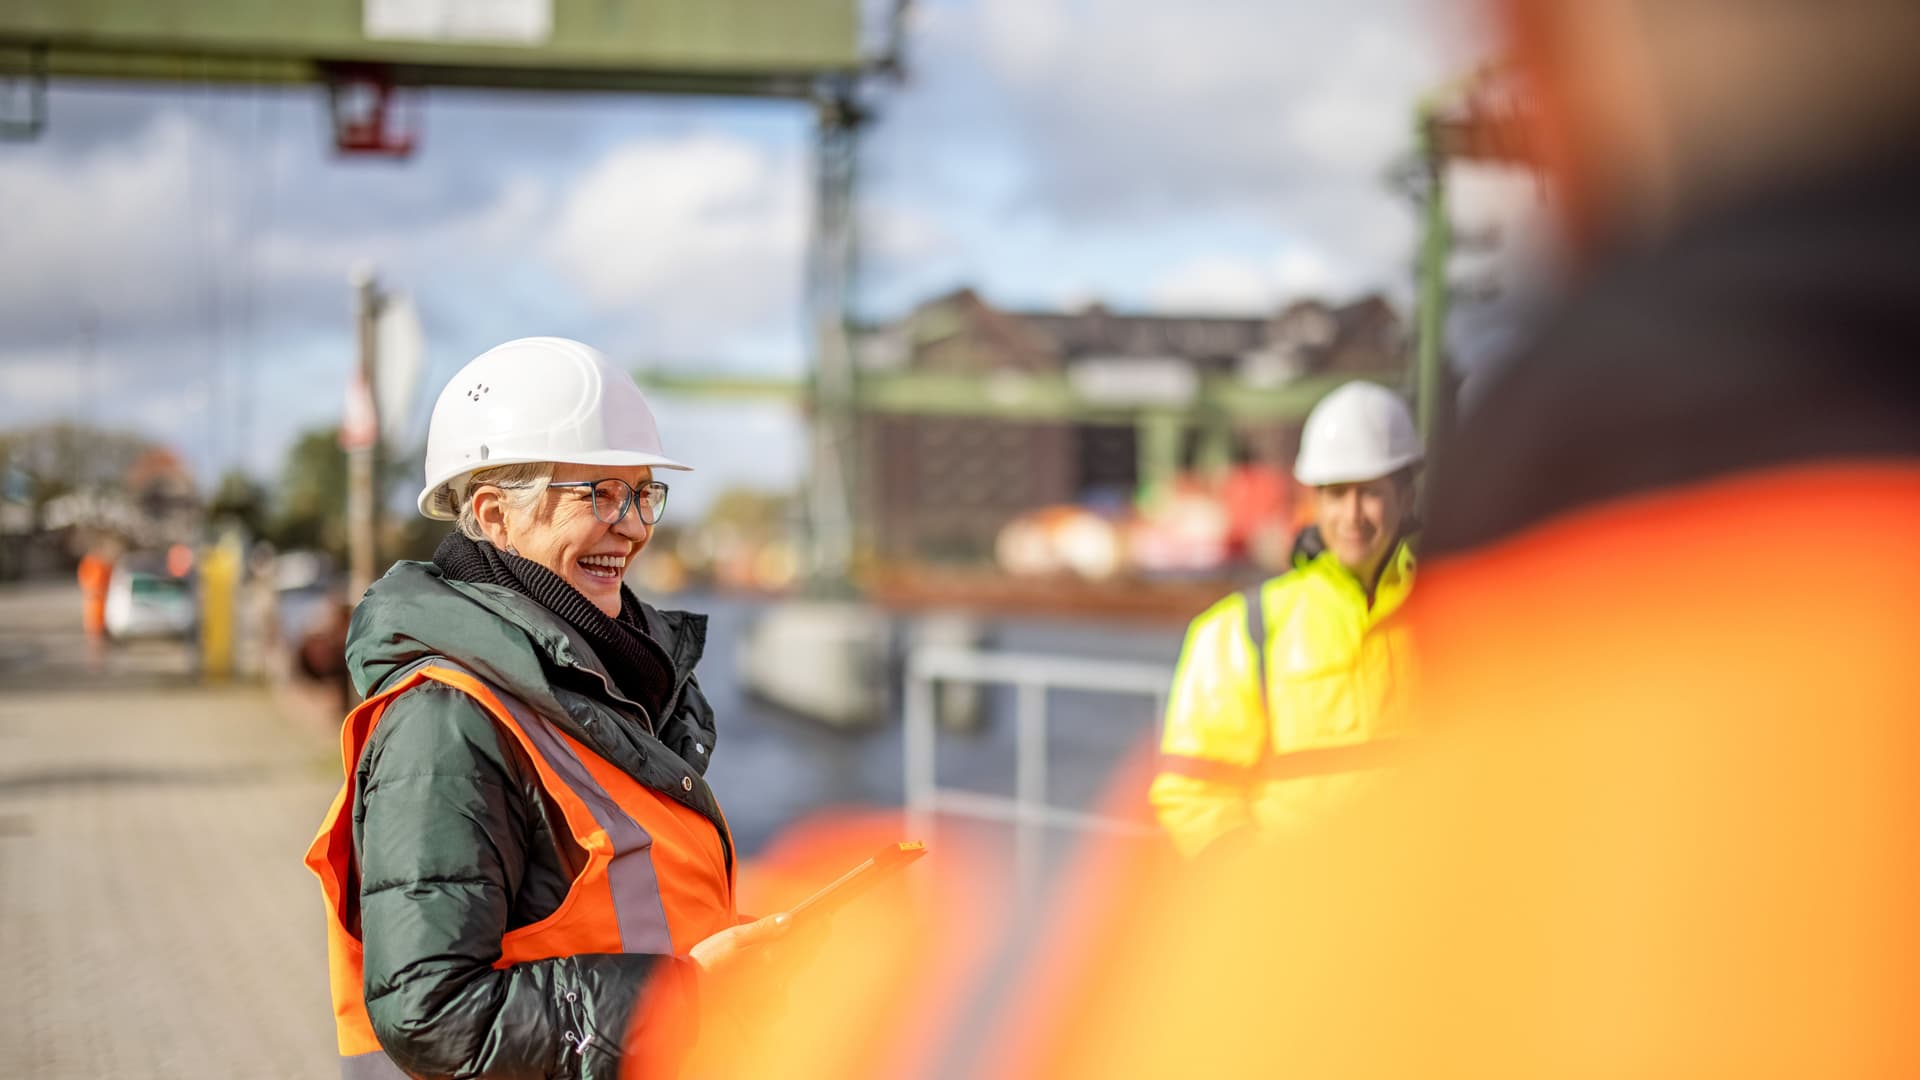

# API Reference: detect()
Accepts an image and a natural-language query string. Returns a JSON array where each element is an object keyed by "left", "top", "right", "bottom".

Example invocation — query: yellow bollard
[{"left": 197, "top": 533, "right": 241, "bottom": 681}]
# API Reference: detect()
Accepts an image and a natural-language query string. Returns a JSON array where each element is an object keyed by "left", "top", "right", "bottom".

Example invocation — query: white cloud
[
  {"left": 0, "top": 114, "right": 211, "bottom": 339},
  {"left": 0, "top": 353, "right": 89, "bottom": 415},
  {"left": 129, "top": 381, "right": 211, "bottom": 440},
  {"left": 969, "top": 0, "right": 1470, "bottom": 212},
  {"left": 1149, "top": 256, "right": 1274, "bottom": 314},
  {"left": 861, "top": 197, "right": 950, "bottom": 266},
  {"left": 253, "top": 174, "right": 553, "bottom": 288},
  {"left": 0, "top": 101, "right": 561, "bottom": 357},
  {"left": 1148, "top": 246, "right": 1349, "bottom": 315},
  {"left": 866, "top": 0, "right": 1491, "bottom": 308},
  {"left": 544, "top": 133, "right": 808, "bottom": 357},
  {"left": 1272, "top": 248, "right": 1338, "bottom": 296}
]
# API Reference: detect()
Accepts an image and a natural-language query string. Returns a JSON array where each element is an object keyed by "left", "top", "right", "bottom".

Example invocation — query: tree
[
  {"left": 269, "top": 427, "right": 350, "bottom": 557},
  {"left": 208, "top": 469, "right": 270, "bottom": 538},
  {"left": 0, "top": 421, "right": 163, "bottom": 516}
]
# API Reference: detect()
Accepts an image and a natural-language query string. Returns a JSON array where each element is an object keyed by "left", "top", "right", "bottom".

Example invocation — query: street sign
[
  {"left": 340, "top": 368, "right": 378, "bottom": 452},
  {"left": 374, "top": 292, "right": 426, "bottom": 447}
]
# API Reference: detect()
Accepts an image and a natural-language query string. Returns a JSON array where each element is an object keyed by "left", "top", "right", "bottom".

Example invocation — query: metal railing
[{"left": 903, "top": 644, "right": 1174, "bottom": 894}]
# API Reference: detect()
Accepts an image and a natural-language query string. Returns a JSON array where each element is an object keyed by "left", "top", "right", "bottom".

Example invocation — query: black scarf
[{"left": 432, "top": 532, "right": 675, "bottom": 724}]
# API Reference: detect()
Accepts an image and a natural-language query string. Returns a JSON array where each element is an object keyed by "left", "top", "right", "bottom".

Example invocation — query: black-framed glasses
[{"left": 547, "top": 479, "right": 670, "bottom": 526}]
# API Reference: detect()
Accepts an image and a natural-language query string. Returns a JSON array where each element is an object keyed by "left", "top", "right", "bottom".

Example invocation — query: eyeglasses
[{"left": 546, "top": 478, "right": 670, "bottom": 526}]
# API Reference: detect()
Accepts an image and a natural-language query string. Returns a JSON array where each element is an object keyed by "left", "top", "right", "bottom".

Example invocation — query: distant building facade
[{"left": 855, "top": 288, "right": 1408, "bottom": 562}]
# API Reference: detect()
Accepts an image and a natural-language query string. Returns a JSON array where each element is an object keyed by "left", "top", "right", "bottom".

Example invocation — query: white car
[{"left": 104, "top": 569, "right": 197, "bottom": 641}]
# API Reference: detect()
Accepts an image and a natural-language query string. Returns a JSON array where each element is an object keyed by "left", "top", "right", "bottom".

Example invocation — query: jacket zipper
[
  {"left": 572, "top": 658, "right": 656, "bottom": 737},
  {"left": 566, "top": 651, "right": 734, "bottom": 875},
  {"left": 659, "top": 662, "right": 696, "bottom": 728}
]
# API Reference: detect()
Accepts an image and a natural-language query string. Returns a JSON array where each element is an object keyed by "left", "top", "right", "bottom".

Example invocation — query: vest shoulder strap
[
  {"left": 384, "top": 654, "right": 463, "bottom": 692},
  {"left": 1240, "top": 582, "right": 1269, "bottom": 727}
]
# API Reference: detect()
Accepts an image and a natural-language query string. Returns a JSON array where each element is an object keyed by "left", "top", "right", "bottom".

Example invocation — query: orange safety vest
[
  {"left": 305, "top": 661, "right": 735, "bottom": 1079},
  {"left": 77, "top": 554, "right": 113, "bottom": 634}
]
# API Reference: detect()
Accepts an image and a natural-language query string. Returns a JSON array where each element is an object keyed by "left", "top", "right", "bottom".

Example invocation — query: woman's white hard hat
[
  {"left": 1292, "top": 380, "right": 1424, "bottom": 486},
  {"left": 417, "top": 337, "right": 690, "bottom": 520}
]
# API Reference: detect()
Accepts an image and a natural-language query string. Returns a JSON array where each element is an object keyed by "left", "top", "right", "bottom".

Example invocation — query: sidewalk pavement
[{"left": 0, "top": 585, "right": 345, "bottom": 1078}]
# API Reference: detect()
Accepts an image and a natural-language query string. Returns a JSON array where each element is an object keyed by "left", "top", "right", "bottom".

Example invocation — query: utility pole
[
  {"left": 345, "top": 265, "right": 383, "bottom": 600},
  {"left": 805, "top": 84, "right": 863, "bottom": 591},
  {"left": 1413, "top": 104, "right": 1450, "bottom": 449},
  {"left": 1410, "top": 67, "right": 1535, "bottom": 462}
]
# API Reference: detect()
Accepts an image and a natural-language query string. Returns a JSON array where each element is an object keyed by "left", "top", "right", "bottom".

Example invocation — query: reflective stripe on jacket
[
  {"left": 1149, "top": 540, "right": 1416, "bottom": 856},
  {"left": 305, "top": 661, "right": 735, "bottom": 1078}
]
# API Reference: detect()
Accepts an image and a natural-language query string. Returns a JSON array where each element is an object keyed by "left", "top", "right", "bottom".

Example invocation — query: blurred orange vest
[
  {"left": 988, "top": 463, "right": 1920, "bottom": 1078},
  {"left": 305, "top": 662, "right": 735, "bottom": 1078},
  {"left": 77, "top": 553, "right": 113, "bottom": 633}
]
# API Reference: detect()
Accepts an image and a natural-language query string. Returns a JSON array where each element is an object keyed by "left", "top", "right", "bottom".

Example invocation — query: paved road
[{"left": 0, "top": 582, "right": 339, "bottom": 1079}]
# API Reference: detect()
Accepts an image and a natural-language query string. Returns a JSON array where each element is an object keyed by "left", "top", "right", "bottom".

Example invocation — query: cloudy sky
[{"left": 0, "top": 0, "right": 1529, "bottom": 515}]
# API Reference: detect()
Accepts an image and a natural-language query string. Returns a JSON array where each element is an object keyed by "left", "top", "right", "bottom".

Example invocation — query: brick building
[{"left": 855, "top": 288, "right": 1408, "bottom": 562}]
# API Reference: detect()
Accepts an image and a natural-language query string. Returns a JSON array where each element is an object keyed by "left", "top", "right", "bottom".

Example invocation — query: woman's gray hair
[{"left": 454, "top": 461, "right": 555, "bottom": 542}]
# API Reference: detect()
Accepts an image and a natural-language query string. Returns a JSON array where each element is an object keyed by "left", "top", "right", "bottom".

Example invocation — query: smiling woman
[
  {"left": 305, "top": 337, "right": 791, "bottom": 1079},
  {"left": 457, "top": 462, "right": 661, "bottom": 617}
]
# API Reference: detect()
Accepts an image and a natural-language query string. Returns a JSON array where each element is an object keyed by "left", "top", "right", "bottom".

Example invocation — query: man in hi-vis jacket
[{"left": 1150, "top": 382, "right": 1422, "bottom": 857}]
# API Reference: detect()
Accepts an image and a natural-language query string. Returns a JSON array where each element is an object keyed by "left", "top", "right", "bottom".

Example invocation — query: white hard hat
[
  {"left": 1292, "top": 381, "right": 1423, "bottom": 486},
  {"left": 417, "top": 337, "right": 690, "bottom": 520}
]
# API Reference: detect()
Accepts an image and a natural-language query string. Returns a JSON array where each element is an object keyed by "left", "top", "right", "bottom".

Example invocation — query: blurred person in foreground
[
  {"left": 307, "top": 338, "right": 791, "bottom": 1079},
  {"left": 1148, "top": 382, "right": 1422, "bottom": 857},
  {"left": 976, "top": 0, "right": 1920, "bottom": 1076}
]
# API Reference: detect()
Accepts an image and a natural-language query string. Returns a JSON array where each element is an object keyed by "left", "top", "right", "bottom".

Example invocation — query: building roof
[{"left": 871, "top": 287, "right": 1405, "bottom": 380}]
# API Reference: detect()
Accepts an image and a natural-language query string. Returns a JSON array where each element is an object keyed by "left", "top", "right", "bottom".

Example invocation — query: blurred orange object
[
  {"left": 76, "top": 549, "right": 114, "bottom": 638},
  {"left": 987, "top": 465, "right": 1920, "bottom": 1079},
  {"left": 661, "top": 814, "right": 1000, "bottom": 1080}
]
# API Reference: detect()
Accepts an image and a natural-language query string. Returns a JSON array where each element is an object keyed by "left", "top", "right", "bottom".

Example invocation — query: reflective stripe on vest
[
  {"left": 510, "top": 696, "right": 676, "bottom": 956},
  {"left": 304, "top": 661, "right": 734, "bottom": 1074}
]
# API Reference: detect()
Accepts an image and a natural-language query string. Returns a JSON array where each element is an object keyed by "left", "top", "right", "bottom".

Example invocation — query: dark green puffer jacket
[{"left": 344, "top": 560, "right": 729, "bottom": 1079}]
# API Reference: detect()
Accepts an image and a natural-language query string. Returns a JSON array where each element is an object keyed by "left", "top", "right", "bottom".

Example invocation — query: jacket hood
[{"left": 346, "top": 560, "right": 707, "bottom": 718}]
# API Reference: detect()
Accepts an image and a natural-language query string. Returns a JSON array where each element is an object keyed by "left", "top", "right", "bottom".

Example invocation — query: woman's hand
[{"left": 689, "top": 912, "right": 793, "bottom": 976}]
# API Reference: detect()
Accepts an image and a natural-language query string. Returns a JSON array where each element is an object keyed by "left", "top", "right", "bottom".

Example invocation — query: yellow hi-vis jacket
[{"left": 1150, "top": 540, "right": 1416, "bottom": 857}]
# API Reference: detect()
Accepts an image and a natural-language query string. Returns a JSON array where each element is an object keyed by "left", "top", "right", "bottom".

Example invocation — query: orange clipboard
[{"left": 784, "top": 840, "right": 928, "bottom": 922}]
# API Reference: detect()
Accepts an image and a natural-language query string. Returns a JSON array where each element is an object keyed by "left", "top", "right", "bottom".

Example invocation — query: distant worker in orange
[
  {"left": 76, "top": 538, "right": 118, "bottom": 666},
  {"left": 1149, "top": 382, "right": 1423, "bottom": 856}
]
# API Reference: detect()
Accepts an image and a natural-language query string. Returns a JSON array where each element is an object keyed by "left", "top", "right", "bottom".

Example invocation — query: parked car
[{"left": 104, "top": 566, "right": 196, "bottom": 641}]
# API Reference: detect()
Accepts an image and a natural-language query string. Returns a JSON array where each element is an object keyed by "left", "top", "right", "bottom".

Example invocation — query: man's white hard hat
[
  {"left": 417, "top": 337, "right": 690, "bottom": 520},
  {"left": 1292, "top": 381, "right": 1424, "bottom": 486}
]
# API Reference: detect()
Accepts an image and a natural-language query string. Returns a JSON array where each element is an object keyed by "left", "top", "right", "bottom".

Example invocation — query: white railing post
[
  {"left": 903, "top": 660, "right": 937, "bottom": 843},
  {"left": 900, "top": 644, "right": 1177, "bottom": 900},
  {"left": 1013, "top": 679, "right": 1048, "bottom": 898}
]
